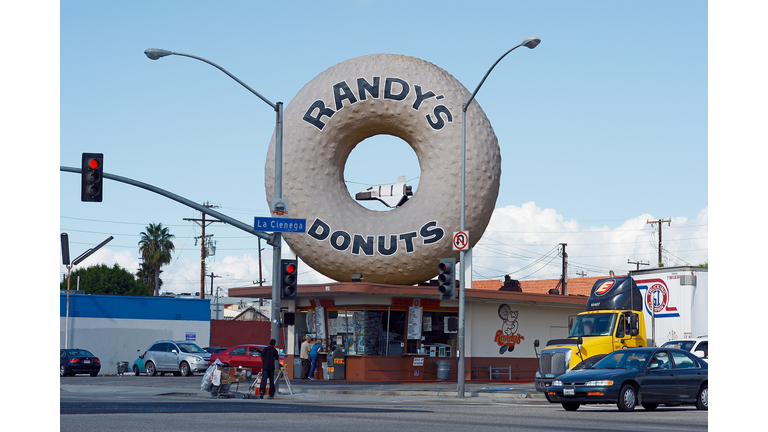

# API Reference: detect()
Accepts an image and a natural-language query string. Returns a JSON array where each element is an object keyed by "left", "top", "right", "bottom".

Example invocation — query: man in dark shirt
[{"left": 259, "top": 339, "right": 280, "bottom": 399}]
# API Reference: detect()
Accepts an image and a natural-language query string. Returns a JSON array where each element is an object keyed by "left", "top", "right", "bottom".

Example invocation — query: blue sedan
[{"left": 547, "top": 347, "right": 707, "bottom": 412}]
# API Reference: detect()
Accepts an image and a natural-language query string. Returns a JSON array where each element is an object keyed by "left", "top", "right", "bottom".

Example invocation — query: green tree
[
  {"left": 138, "top": 222, "right": 175, "bottom": 296},
  {"left": 60, "top": 263, "right": 152, "bottom": 296}
]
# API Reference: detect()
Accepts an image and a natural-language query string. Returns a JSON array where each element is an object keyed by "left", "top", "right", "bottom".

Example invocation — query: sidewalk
[{"left": 287, "top": 380, "right": 546, "bottom": 401}]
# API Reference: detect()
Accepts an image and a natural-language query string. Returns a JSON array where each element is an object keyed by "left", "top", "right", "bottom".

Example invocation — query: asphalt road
[{"left": 60, "top": 376, "right": 709, "bottom": 431}]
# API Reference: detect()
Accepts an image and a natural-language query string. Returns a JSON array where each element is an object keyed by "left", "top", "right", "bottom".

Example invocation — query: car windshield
[
  {"left": 177, "top": 343, "right": 205, "bottom": 354},
  {"left": 569, "top": 313, "right": 617, "bottom": 337},
  {"left": 68, "top": 350, "right": 94, "bottom": 357},
  {"left": 592, "top": 351, "right": 650, "bottom": 370},
  {"left": 662, "top": 341, "right": 695, "bottom": 351}
]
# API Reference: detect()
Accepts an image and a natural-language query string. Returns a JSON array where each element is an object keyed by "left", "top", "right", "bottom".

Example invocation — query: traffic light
[
  {"left": 81, "top": 153, "right": 104, "bottom": 202},
  {"left": 280, "top": 259, "right": 298, "bottom": 300},
  {"left": 437, "top": 258, "right": 456, "bottom": 300}
]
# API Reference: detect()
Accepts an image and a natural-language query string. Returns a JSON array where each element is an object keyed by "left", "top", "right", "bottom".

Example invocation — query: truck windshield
[{"left": 569, "top": 313, "right": 617, "bottom": 337}]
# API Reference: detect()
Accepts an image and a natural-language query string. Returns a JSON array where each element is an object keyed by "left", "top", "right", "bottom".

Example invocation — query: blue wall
[{"left": 60, "top": 293, "right": 210, "bottom": 321}]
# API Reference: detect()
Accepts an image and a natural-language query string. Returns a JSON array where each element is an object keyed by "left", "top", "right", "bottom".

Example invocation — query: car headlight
[
  {"left": 193, "top": 356, "right": 203, "bottom": 362},
  {"left": 535, "top": 371, "right": 541, "bottom": 378},
  {"left": 553, "top": 380, "right": 563, "bottom": 386},
  {"left": 585, "top": 380, "right": 613, "bottom": 386}
]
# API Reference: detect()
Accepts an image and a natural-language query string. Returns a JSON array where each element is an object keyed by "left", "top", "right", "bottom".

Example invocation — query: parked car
[
  {"left": 132, "top": 350, "right": 147, "bottom": 376},
  {"left": 662, "top": 336, "right": 708, "bottom": 359},
  {"left": 203, "top": 346, "right": 227, "bottom": 355},
  {"left": 60, "top": 349, "right": 101, "bottom": 377},
  {"left": 546, "top": 347, "right": 707, "bottom": 412},
  {"left": 142, "top": 340, "right": 211, "bottom": 377},
  {"left": 209, "top": 344, "right": 285, "bottom": 374}
]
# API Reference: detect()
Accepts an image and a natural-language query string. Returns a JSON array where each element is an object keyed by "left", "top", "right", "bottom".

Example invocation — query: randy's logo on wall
[{"left": 494, "top": 304, "right": 524, "bottom": 354}]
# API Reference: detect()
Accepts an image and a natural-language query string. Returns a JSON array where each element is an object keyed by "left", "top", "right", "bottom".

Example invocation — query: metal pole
[
  {"left": 65, "top": 265, "right": 71, "bottom": 349},
  {"left": 457, "top": 37, "right": 540, "bottom": 398},
  {"left": 144, "top": 49, "right": 285, "bottom": 341},
  {"left": 457, "top": 106, "right": 467, "bottom": 397},
  {"left": 271, "top": 102, "right": 284, "bottom": 343}
]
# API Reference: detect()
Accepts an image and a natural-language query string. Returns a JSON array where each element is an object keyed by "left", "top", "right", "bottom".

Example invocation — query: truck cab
[{"left": 534, "top": 277, "right": 647, "bottom": 396}]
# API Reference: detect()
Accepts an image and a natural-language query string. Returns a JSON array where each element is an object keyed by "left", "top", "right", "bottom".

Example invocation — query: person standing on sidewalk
[
  {"left": 259, "top": 339, "right": 280, "bottom": 399},
  {"left": 300, "top": 335, "right": 313, "bottom": 379},
  {"left": 308, "top": 338, "right": 323, "bottom": 380}
]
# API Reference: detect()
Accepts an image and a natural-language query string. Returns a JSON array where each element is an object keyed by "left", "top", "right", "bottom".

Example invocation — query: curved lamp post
[
  {"left": 457, "top": 36, "right": 540, "bottom": 398},
  {"left": 144, "top": 48, "right": 284, "bottom": 344}
]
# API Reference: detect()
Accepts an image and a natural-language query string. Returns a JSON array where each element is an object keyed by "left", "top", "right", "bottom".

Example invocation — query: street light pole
[
  {"left": 457, "top": 36, "right": 540, "bottom": 398},
  {"left": 145, "top": 48, "right": 284, "bottom": 343}
]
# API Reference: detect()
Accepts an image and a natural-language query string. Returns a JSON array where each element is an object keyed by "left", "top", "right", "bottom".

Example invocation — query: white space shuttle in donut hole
[{"left": 355, "top": 175, "right": 413, "bottom": 208}]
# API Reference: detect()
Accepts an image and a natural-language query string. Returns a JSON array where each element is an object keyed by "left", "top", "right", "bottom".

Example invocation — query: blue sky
[{"left": 50, "top": 0, "right": 714, "bottom": 294}]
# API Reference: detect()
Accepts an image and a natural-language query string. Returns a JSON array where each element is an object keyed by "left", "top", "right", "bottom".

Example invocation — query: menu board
[{"left": 407, "top": 307, "right": 422, "bottom": 340}]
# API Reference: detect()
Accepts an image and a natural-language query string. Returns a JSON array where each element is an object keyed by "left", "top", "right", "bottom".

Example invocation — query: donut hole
[{"left": 344, "top": 134, "right": 420, "bottom": 212}]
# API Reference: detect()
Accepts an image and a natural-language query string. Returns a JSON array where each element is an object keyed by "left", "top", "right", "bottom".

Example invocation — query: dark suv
[{"left": 142, "top": 340, "right": 211, "bottom": 376}]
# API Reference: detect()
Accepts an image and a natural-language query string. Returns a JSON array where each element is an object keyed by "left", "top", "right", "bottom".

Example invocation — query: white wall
[{"left": 61, "top": 317, "right": 211, "bottom": 375}]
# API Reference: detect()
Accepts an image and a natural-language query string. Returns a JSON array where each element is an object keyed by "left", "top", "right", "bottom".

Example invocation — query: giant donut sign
[{"left": 265, "top": 54, "right": 501, "bottom": 284}]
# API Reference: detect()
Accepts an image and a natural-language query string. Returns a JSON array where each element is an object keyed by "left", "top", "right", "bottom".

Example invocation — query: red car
[{"left": 209, "top": 344, "right": 284, "bottom": 373}]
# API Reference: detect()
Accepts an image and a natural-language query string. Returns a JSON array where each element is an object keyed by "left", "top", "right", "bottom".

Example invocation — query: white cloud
[{"left": 474, "top": 202, "right": 708, "bottom": 282}]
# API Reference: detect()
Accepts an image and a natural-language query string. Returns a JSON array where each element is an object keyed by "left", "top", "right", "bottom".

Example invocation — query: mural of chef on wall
[{"left": 495, "top": 304, "right": 524, "bottom": 355}]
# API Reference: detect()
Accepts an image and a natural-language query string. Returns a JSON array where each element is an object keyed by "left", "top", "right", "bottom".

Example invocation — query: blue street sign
[{"left": 254, "top": 217, "right": 307, "bottom": 233}]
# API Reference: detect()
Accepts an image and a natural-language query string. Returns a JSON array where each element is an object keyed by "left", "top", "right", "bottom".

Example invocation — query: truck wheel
[
  {"left": 617, "top": 384, "right": 637, "bottom": 412},
  {"left": 562, "top": 402, "right": 580, "bottom": 411},
  {"left": 696, "top": 384, "right": 708, "bottom": 410},
  {"left": 145, "top": 361, "right": 157, "bottom": 376}
]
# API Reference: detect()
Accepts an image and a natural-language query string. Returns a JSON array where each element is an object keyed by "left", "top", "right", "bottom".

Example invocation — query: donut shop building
[{"left": 228, "top": 278, "right": 594, "bottom": 381}]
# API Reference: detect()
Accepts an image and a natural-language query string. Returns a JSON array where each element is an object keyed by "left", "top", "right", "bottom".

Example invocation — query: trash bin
[
  {"left": 116, "top": 361, "right": 128, "bottom": 375},
  {"left": 293, "top": 358, "right": 302, "bottom": 379},
  {"left": 436, "top": 360, "right": 450, "bottom": 380},
  {"left": 322, "top": 362, "right": 329, "bottom": 380}
]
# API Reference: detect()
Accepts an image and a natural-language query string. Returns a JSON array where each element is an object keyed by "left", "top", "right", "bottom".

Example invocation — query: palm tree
[
  {"left": 136, "top": 261, "right": 162, "bottom": 296},
  {"left": 138, "top": 222, "right": 175, "bottom": 296}
]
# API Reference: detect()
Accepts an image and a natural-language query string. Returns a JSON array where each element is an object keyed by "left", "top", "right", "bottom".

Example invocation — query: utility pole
[
  {"left": 184, "top": 202, "right": 223, "bottom": 299},
  {"left": 628, "top": 259, "right": 650, "bottom": 271},
  {"left": 207, "top": 272, "right": 221, "bottom": 297},
  {"left": 646, "top": 218, "right": 671, "bottom": 267},
  {"left": 560, "top": 243, "right": 568, "bottom": 295}
]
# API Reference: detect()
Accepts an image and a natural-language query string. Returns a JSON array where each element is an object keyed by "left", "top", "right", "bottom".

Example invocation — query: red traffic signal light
[
  {"left": 281, "top": 259, "right": 298, "bottom": 300},
  {"left": 81, "top": 153, "right": 104, "bottom": 202}
]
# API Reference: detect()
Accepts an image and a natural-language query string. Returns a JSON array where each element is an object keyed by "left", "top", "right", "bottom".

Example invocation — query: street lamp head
[
  {"left": 521, "top": 36, "right": 541, "bottom": 49},
  {"left": 144, "top": 48, "right": 173, "bottom": 60}
]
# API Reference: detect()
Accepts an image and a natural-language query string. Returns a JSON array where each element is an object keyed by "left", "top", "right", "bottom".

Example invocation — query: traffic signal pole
[{"left": 61, "top": 166, "right": 271, "bottom": 242}]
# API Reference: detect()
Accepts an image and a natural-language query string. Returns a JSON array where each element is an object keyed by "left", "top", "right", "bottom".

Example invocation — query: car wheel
[
  {"left": 617, "top": 384, "right": 637, "bottom": 412},
  {"left": 60, "top": 364, "right": 66, "bottom": 377},
  {"left": 133, "top": 365, "right": 141, "bottom": 376},
  {"left": 180, "top": 361, "right": 191, "bottom": 377},
  {"left": 146, "top": 361, "right": 157, "bottom": 376},
  {"left": 696, "top": 384, "right": 708, "bottom": 410},
  {"left": 642, "top": 403, "right": 659, "bottom": 411},
  {"left": 562, "top": 402, "right": 580, "bottom": 411}
]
